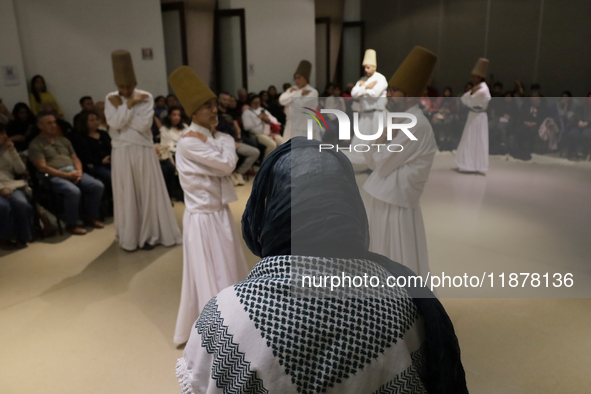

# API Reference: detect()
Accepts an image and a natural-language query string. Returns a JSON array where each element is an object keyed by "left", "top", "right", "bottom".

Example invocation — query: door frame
[
  {"left": 214, "top": 8, "right": 248, "bottom": 93},
  {"left": 161, "top": 2, "right": 189, "bottom": 66},
  {"left": 315, "top": 17, "right": 331, "bottom": 87}
]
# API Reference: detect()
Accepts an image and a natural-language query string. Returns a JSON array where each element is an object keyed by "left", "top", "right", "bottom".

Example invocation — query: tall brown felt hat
[
  {"left": 472, "top": 58, "right": 489, "bottom": 78},
  {"left": 294, "top": 60, "right": 312, "bottom": 81},
  {"left": 388, "top": 46, "right": 438, "bottom": 97},
  {"left": 168, "top": 66, "right": 216, "bottom": 116},
  {"left": 112, "top": 50, "right": 137, "bottom": 86}
]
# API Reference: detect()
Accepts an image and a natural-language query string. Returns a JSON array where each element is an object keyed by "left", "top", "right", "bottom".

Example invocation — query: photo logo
[{"left": 306, "top": 109, "right": 418, "bottom": 152}]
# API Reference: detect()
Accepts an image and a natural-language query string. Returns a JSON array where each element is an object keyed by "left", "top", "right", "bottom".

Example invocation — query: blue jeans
[
  {"left": 49, "top": 173, "right": 104, "bottom": 225},
  {"left": 0, "top": 189, "right": 34, "bottom": 242}
]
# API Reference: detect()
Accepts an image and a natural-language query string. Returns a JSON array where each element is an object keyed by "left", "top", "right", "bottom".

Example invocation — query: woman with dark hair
[
  {"left": 6, "top": 103, "right": 36, "bottom": 152},
  {"left": 28, "top": 75, "right": 63, "bottom": 117},
  {"left": 156, "top": 106, "right": 187, "bottom": 200},
  {"left": 70, "top": 109, "right": 112, "bottom": 193},
  {"left": 259, "top": 90, "right": 270, "bottom": 109},
  {"left": 176, "top": 137, "right": 468, "bottom": 394},
  {"left": 267, "top": 85, "right": 278, "bottom": 101},
  {"left": 266, "top": 85, "right": 286, "bottom": 125}
]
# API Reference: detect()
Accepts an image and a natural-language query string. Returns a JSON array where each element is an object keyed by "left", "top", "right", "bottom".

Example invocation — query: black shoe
[{"left": 141, "top": 243, "right": 155, "bottom": 251}]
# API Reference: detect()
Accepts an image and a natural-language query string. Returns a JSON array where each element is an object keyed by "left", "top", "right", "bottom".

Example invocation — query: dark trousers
[{"left": 0, "top": 189, "right": 34, "bottom": 242}]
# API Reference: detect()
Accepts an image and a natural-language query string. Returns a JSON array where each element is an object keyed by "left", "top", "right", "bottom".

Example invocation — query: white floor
[{"left": 0, "top": 153, "right": 590, "bottom": 393}]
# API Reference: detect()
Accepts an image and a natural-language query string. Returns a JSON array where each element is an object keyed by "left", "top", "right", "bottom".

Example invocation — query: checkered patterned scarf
[{"left": 177, "top": 255, "right": 430, "bottom": 394}]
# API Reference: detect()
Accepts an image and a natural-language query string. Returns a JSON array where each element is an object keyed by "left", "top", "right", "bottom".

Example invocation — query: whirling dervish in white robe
[
  {"left": 455, "top": 58, "right": 491, "bottom": 173},
  {"left": 168, "top": 65, "right": 250, "bottom": 345},
  {"left": 173, "top": 122, "right": 250, "bottom": 345},
  {"left": 105, "top": 50, "right": 182, "bottom": 251},
  {"left": 347, "top": 49, "right": 389, "bottom": 171},
  {"left": 362, "top": 46, "right": 439, "bottom": 278},
  {"left": 278, "top": 60, "right": 320, "bottom": 141},
  {"left": 363, "top": 104, "right": 436, "bottom": 277}
]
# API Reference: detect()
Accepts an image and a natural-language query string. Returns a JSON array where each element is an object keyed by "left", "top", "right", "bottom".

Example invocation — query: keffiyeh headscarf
[{"left": 242, "top": 137, "right": 468, "bottom": 394}]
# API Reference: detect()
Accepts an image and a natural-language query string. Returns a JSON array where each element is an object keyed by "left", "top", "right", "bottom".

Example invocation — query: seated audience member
[
  {"left": 282, "top": 82, "right": 291, "bottom": 93},
  {"left": 217, "top": 94, "right": 260, "bottom": 186},
  {"left": 70, "top": 110, "right": 112, "bottom": 194},
  {"left": 491, "top": 82, "right": 504, "bottom": 97},
  {"left": 6, "top": 103, "right": 36, "bottom": 152},
  {"left": 426, "top": 78, "right": 439, "bottom": 97},
  {"left": 488, "top": 91, "right": 519, "bottom": 152},
  {"left": 160, "top": 94, "right": 180, "bottom": 121},
  {"left": 431, "top": 86, "right": 459, "bottom": 149},
  {"left": 73, "top": 96, "right": 94, "bottom": 130},
  {"left": 0, "top": 100, "right": 13, "bottom": 125},
  {"left": 0, "top": 124, "right": 34, "bottom": 248},
  {"left": 159, "top": 106, "right": 189, "bottom": 155},
  {"left": 566, "top": 92, "right": 591, "bottom": 159},
  {"left": 342, "top": 82, "right": 354, "bottom": 98},
  {"left": 267, "top": 85, "right": 279, "bottom": 102},
  {"left": 513, "top": 79, "right": 526, "bottom": 97},
  {"left": 219, "top": 92, "right": 262, "bottom": 154},
  {"left": 93, "top": 101, "right": 110, "bottom": 132},
  {"left": 236, "top": 88, "right": 248, "bottom": 113},
  {"left": 39, "top": 102, "right": 74, "bottom": 137},
  {"left": 153, "top": 95, "right": 167, "bottom": 119},
  {"left": 226, "top": 95, "right": 241, "bottom": 119},
  {"left": 530, "top": 83, "right": 542, "bottom": 96},
  {"left": 547, "top": 92, "right": 577, "bottom": 151},
  {"left": 177, "top": 138, "right": 468, "bottom": 394},
  {"left": 267, "top": 85, "right": 286, "bottom": 125},
  {"left": 157, "top": 106, "right": 187, "bottom": 200},
  {"left": 28, "top": 75, "right": 63, "bottom": 117},
  {"left": 29, "top": 111, "right": 104, "bottom": 235},
  {"left": 241, "top": 93, "right": 284, "bottom": 158},
  {"left": 513, "top": 93, "right": 546, "bottom": 160}
]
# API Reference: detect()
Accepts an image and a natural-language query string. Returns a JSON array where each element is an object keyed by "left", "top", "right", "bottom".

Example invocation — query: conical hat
[
  {"left": 472, "top": 58, "right": 489, "bottom": 78},
  {"left": 168, "top": 66, "right": 216, "bottom": 117},
  {"left": 388, "top": 46, "right": 437, "bottom": 97},
  {"left": 362, "top": 49, "right": 377, "bottom": 67},
  {"left": 294, "top": 60, "right": 312, "bottom": 81},
  {"left": 111, "top": 50, "right": 136, "bottom": 86}
]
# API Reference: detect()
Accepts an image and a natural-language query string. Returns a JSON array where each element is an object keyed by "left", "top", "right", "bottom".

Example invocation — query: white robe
[
  {"left": 363, "top": 104, "right": 436, "bottom": 277},
  {"left": 348, "top": 71, "right": 389, "bottom": 170},
  {"left": 455, "top": 82, "right": 491, "bottom": 172},
  {"left": 173, "top": 123, "right": 250, "bottom": 345},
  {"left": 105, "top": 89, "right": 182, "bottom": 251},
  {"left": 278, "top": 83, "right": 319, "bottom": 141}
]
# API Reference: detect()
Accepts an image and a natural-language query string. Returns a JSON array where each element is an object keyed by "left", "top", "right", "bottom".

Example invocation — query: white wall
[
  {"left": 12, "top": 0, "right": 168, "bottom": 122},
  {"left": 0, "top": 0, "right": 29, "bottom": 109},
  {"left": 219, "top": 0, "right": 316, "bottom": 93}
]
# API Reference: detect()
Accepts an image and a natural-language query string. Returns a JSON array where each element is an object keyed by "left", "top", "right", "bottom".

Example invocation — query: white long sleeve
[
  {"left": 350, "top": 80, "right": 366, "bottom": 97},
  {"left": 105, "top": 89, "right": 155, "bottom": 148},
  {"left": 279, "top": 88, "right": 297, "bottom": 106},
  {"left": 242, "top": 109, "right": 265, "bottom": 134},
  {"left": 105, "top": 94, "right": 133, "bottom": 130},
  {"left": 176, "top": 132, "right": 237, "bottom": 177}
]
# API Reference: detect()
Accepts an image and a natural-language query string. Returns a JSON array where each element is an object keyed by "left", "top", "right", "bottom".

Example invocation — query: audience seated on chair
[
  {"left": 73, "top": 96, "right": 94, "bottom": 130},
  {"left": 6, "top": 103, "right": 36, "bottom": 152},
  {"left": 28, "top": 111, "right": 104, "bottom": 235},
  {"left": 0, "top": 123, "right": 34, "bottom": 248}
]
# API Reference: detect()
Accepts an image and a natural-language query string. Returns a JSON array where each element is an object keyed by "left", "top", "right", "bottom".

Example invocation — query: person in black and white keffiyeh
[{"left": 175, "top": 137, "right": 468, "bottom": 394}]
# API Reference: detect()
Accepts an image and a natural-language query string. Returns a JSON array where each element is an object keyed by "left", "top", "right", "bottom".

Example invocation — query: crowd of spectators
[{"left": 1, "top": 74, "right": 589, "bottom": 249}]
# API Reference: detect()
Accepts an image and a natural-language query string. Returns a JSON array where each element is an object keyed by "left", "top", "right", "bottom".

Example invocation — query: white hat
[{"left": 362, "top": 49, "right": 377, "bottom": 67}]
